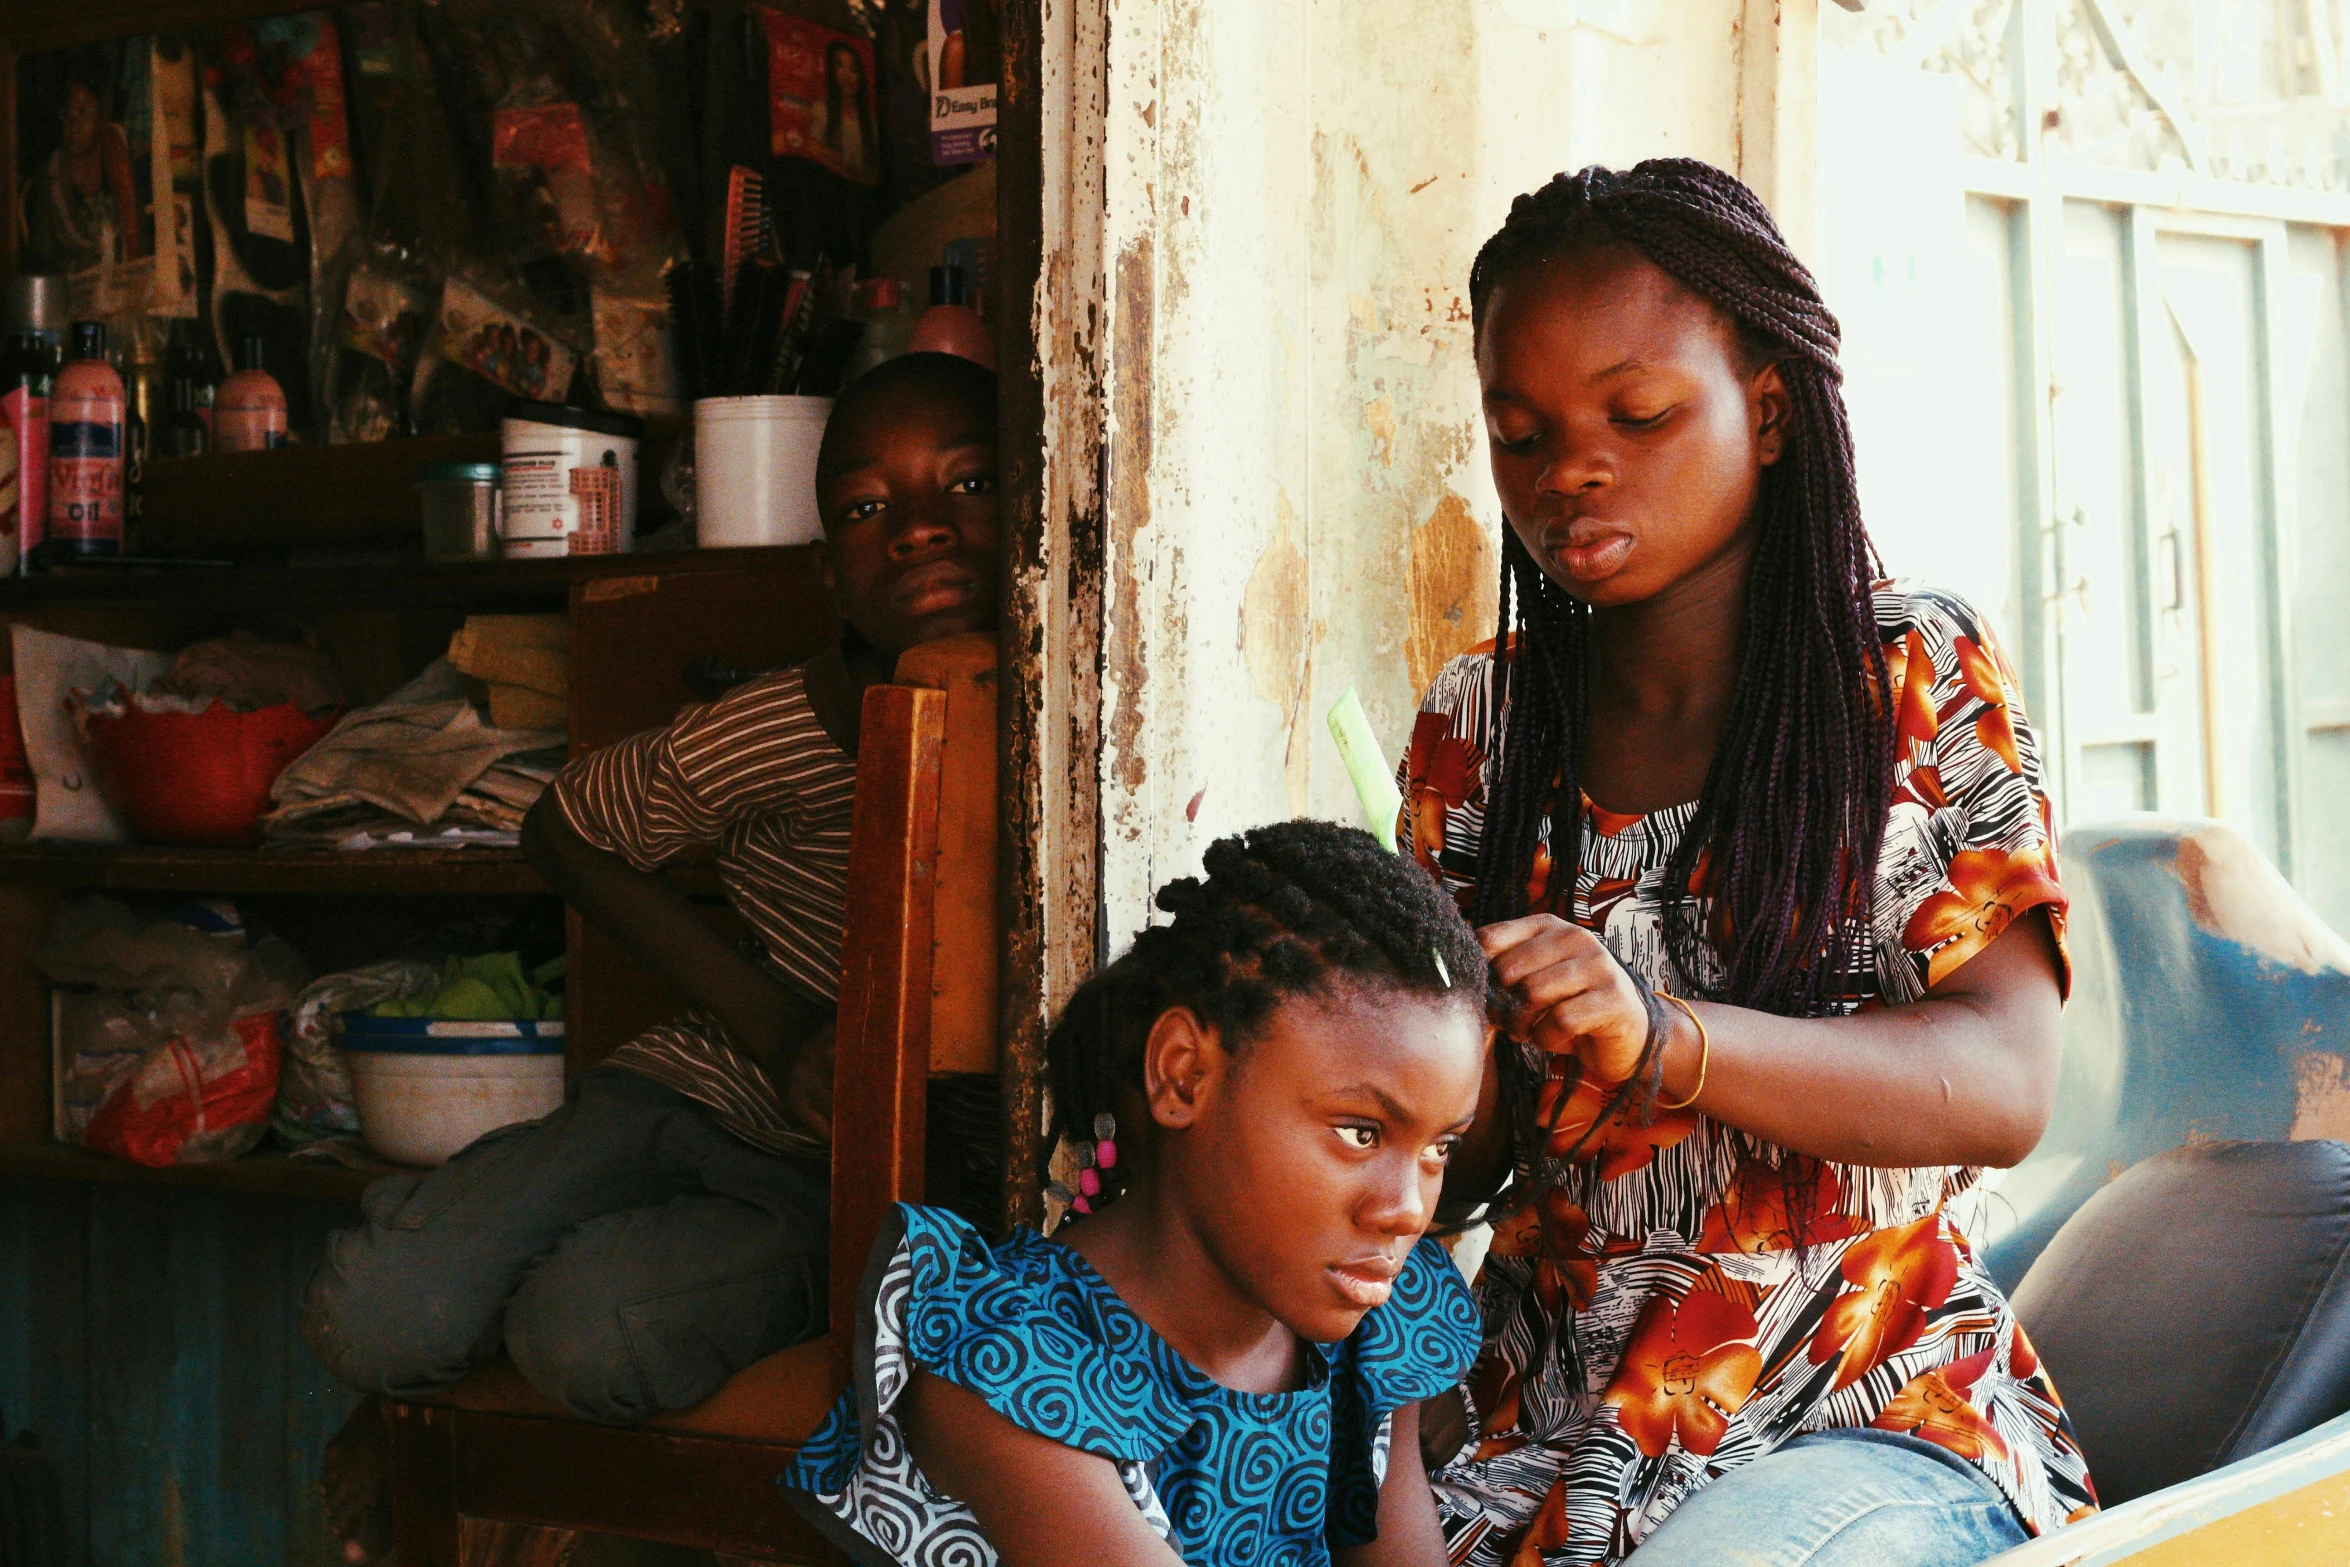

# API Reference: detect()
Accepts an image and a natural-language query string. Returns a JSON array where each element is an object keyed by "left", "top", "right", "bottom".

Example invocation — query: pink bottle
[
  {"left": 213, "top": 336, "right": 289, "bottom": 454},
  {"left": 907, "top": 265, "right": 996, "bottom": 370},
  {"left": 0, "top": 330, "right": 52, "bottom": 576},
  {"left": 47, "top": 320, "right": 125, "bottom": 561}
]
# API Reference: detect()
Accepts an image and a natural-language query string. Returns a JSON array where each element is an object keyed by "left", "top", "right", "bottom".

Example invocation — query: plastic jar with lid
[
  {"left": 499, "top": 403, "right": 641, "bottom": 559},
  {"left": 417, "top": 461, "right": 502, "bottom": 561}
]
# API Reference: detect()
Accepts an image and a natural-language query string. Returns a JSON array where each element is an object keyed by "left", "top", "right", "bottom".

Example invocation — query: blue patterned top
[{"left": 781, "top": 1205, "right": 1481, "bottom": 1566}]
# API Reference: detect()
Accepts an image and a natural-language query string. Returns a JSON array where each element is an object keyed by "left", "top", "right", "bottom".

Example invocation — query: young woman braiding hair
[
  {"left": 1468, "top": 162, "right": 1888, "bottom": 1017},
  {"left": 1404, "top": 160, "right": 2096, "bottom": 1566}
]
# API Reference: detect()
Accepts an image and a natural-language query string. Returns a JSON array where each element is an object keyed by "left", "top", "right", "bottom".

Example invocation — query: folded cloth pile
[
  {"left": 447, "top": 614, "right": 568, "bottom": 732},
  {"left": 261, "top": 660, "right": 565, "bottom": 849}
]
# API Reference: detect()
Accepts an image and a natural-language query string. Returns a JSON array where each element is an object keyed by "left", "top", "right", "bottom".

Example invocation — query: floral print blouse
[{"left": 1401, "top": 584, "right": 2096, "bottom": 1566}]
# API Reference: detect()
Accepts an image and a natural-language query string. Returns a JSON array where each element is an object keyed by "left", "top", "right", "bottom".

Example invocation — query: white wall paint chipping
[{"left": 1094, "top": 0, "right": 1816, "bottom": 942}]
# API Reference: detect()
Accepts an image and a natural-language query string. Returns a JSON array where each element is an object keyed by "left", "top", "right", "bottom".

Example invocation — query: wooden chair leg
[{"left": 386, "top": 1402, "right": 459, "bottom": 1567}]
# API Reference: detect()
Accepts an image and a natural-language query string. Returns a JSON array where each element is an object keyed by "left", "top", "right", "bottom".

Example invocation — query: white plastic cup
[{"left": 693, "top": 395, "right": 832, "bottom": 548}]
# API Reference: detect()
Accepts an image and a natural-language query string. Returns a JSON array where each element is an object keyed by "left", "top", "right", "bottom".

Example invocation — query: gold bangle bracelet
[{"left": 1653, "top": 991, "right": 1710, "bottom": 1110}]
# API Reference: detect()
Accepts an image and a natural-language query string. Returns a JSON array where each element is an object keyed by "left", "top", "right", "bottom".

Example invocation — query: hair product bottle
[
  {"left": 213, "top": 336, "right": 289, "bottom": 453},
  {"left": 164, "top": 318, "right": 217, "bottom": 441},
  {"left": 0, "top": 330, "right": 54, "bottom": 575},
  {"left": 46, "top": 321, "right": 125, "bottom": 562},
  {"left": 907, "top": 265, "right": 995, "bottom": 370},
  {"left": 841, "top": 276, "right": 918, "bottom": 383}
]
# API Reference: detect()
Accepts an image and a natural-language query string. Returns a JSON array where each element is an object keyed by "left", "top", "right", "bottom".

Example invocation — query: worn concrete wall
[{"left": 1091, "top": 0, "right": 1818, "bottom": 937}]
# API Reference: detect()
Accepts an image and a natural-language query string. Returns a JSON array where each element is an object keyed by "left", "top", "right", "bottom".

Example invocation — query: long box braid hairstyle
[{"left": 1467, "top": 159, "right": 1893, "bottom": 1027}]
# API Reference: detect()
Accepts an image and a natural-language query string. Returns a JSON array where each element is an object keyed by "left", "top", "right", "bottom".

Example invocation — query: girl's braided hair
[
  {"left": 1467, "top": 159, "right": 1891, "bottom": 1022},
  {"left": 1043, "top": 820, "right": 1492, "bottom": 1199}
]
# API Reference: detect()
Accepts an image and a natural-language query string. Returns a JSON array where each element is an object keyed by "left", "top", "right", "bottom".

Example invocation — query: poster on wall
[
  {"left": 15, "top": 37, "right": 198, "bottom": 318},
  {"left": 765, "top": 12, "right": 881, "bottom": 186},
  {"left": 926, "top": 0, "right": 997, "bottom": 165}
]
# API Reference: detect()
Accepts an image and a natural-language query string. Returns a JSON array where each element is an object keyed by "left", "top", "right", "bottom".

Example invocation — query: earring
[
  {"left": 1051, "top": 1114, "right": 1123, "bottom": 1218},
  {"left": 1067, "top": 1113, "right": 1119, "bottom": 1215}
]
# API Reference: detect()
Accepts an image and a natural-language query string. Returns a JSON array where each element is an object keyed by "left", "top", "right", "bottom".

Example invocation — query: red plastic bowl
[{"left": 80, "top": 701, "right": 341, "bottom": 848}]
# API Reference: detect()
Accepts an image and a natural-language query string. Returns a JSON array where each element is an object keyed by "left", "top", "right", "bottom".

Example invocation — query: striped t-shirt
[{"left": 551, "top": 665, "right": 855, "bottom": 1160}]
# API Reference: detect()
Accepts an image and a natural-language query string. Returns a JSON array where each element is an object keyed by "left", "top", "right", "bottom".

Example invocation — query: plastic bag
[
  {"left": 275, "top": 957, "right": 442, "bottom": 1145},
  {"left": 368, "top": 951, "right": 564, "bottom": 1021},
  {"left": 9, "top": 625, "right": 172, "bottom": 844},
  {"left": 38, "top": 898, "right": 310, "bottom": 1166},
  {"left": 81, "top": 1012, "right": 286, "bottom": 1168},
  {"left": 329, "top": 2, "right": 472, "bottom": 442}
]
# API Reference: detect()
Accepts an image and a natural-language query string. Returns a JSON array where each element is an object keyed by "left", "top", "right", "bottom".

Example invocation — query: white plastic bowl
[{"left": 340, "top": 1016, "right": 566, "bottom": 1167}]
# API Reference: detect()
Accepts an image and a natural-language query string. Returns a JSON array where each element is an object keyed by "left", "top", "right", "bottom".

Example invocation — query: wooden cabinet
[
  {"left": 0, "top": 521, "right": 838, "bottom": 1198},
  {"left": 0, "top": 7, "right": 1051, "bottom": 1564}
]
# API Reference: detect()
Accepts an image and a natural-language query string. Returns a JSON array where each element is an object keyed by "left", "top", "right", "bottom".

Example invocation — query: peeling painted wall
[{"left": 1092, "top": 0, "right": 1817, "bottom": 937}]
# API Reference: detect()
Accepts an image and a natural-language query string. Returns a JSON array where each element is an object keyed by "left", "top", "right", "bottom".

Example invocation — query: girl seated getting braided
[
  {"left": 1407, "top": 159, "right": 2093, "bottom": 1567},
  {"left": 783, "top": 820, "right": 1491, "bottom": 1566}
]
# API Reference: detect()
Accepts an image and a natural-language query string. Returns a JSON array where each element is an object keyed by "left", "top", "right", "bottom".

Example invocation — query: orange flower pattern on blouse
[
  {"left": 1692, "top": 1158, "right": 1863, "bottom": 1256},
  {"left": 1873, "top": 1346, "right": 2012, "bottom": 1463},
  {"left": 1535, "top": 1066, "right": 1701, "bottom": 1179},
  {"left": 1809, "top": 1214, "right": 1962, "bottom": 1390},
  {"left": 1407, "top": 586, "right": 2093, "bottom": 1566},
  {"left": 1605, "top": 1288, "right": 1763, "bottom": 1459}
]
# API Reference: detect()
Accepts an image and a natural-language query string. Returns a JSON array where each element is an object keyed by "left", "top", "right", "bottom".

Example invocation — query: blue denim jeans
[
  {"left": 1629, "top": 1428, "right": 2029, "bottom": 1566},
  {"left": 301, "top": 1066, "right": 828, "bottom": 1423}
]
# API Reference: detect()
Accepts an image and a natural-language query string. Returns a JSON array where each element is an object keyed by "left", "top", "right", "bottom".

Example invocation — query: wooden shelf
[
  {"left": 135, "top": 421, "right": 683, "bottom": 554},
  {"left": 0, "top": 842, "right": 722, "bottom": 897},
  {"left": 0, "top": 542, "right": 813, "bottom": 612},
  {"left": 0, "top": 844, "right": 546, "bottom": 895},
  {"left": 142, "top": 433, "right": 496, "bottom": 553},
  {"left": 0, "top": 1140, "right": 382, "bottom": 1200}
]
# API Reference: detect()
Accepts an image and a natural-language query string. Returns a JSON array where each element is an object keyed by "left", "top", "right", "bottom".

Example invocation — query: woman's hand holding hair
[
  {"left": 1479, "top": 915, "right": 1667, "bottom": 1087},
  {"left": 1478, "top": 908, "right": 2066, "bottom": 1170}
]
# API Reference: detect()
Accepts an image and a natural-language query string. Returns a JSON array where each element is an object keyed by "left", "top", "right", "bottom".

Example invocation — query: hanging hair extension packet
[{"left": 763, "top": 10, "right": 881, "bottom": 188}]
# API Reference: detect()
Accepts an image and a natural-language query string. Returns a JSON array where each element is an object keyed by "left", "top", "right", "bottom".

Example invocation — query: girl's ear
[
  {"left": 1142, "top": 1005, "right": 1215, "bottom": 1130},
  {"left": 1751, "top": 361, "right": 1790, "bottom": 467}
]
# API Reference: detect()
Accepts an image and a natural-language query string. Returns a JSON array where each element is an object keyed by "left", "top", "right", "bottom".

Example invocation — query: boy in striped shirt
[{"left": 305, "top": 354, "right": 998, "bottom": 1561}]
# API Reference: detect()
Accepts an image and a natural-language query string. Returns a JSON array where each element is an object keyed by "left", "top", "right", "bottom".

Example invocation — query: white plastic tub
[
  {"left": 340, "top": 1016, "right": 566, "bottom": 1167},
  {"left": 693, "top": 394, "right": 831, "bottom": 547}
]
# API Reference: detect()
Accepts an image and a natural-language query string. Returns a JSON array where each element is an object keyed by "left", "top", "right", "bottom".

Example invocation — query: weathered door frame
[{"left": 996, "top": 0, "right": 1105, "bottom": 1228}]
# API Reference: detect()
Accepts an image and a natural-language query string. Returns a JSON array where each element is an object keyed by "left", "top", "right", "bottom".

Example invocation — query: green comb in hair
[{"left": 1326, "top": 687, "right": 1406, "bottom": 854}]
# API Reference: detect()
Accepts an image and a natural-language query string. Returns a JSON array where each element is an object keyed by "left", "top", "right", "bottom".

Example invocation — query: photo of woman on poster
[
  {"left": 819, "top": 41, "right": 875, "bottom": 182},
  {"left": 936, "top": 0, "right": 998, "bottom": 89},
  {"left": 28, "top": 53, "right": 144, "bottom": 277},
  {"left": 763, "top": 13, "right": 881, "bottom": 188}
]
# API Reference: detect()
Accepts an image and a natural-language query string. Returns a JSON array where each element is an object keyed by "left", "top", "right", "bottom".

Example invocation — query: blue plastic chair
[{"left": 1970, "top": 816, "right": 2350, "bottom": 1290}]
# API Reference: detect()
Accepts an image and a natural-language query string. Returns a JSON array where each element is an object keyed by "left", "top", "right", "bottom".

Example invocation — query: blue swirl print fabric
[{"left": 780, "top": 1205, "right": 1481, "bottom": 1566}]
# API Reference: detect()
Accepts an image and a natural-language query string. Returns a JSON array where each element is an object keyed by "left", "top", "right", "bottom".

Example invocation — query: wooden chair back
[{"left": 386, "top": 640, "right": 998, "bottom": 1566}]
